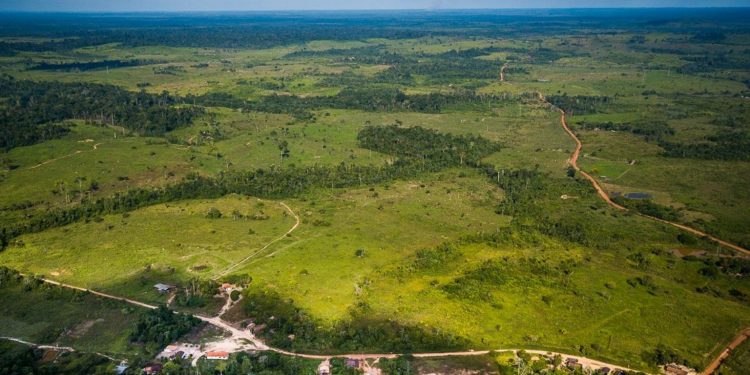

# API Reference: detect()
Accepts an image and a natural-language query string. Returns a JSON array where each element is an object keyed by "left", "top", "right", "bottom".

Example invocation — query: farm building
[
  {"left": 206, "top": 351, "right": 229, "bottom": 360},
  {"left": 154, "top": 283, "right": 175, "bottom": 293},
  {"left": 624, "top": 192, "right": 652, "bottom": 200},
  {"left": 221, "top": 283, "right": 235, "bottom": 293},
  {"left": 114, "top": 361, "right": 129, "bottom": 374},
  {"left": 317, "top": 359, "right": 331, "bottom": 375},
  {"left": 664, "top": 364, "right": 695, "bottom": 375}
]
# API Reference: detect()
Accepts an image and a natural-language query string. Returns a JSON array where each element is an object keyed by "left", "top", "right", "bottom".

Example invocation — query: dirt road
[
  {"left": 212, "top": 201, "right": 300, "bottom": 279},
  {"left": 538, "top": 92, "right": 750, "bottom": 256},
  {"left": 0, "top": 336, "right": 75, "bottom": 352},
  {"left": 30, "top": 274, "right": 638, "bottom": 372},
  {"left": 701, "top": 327, "right": 750, "bottom": 375}
]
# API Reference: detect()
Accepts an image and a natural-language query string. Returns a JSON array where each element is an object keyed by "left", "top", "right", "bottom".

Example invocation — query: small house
[
  {"left": 142, "top": 363, "right": 163, "bottom": 375},
  {"left": 115, "top": 361, "right": 129, "bottom": 375},
  {"left": 221, "top": 283, "right": 234, "bottom": 293},
  {"left": 154, "top": 283, "right": 175, "bottom": 293},
  {"left": 345, "top": 358, "right": 360, "bottom": 368},
  {"left": 206, "top": 351, "right": 229, "bottom": 360},
  {"left": 317, "top": 359, "right": 331, "bottom": 375}
]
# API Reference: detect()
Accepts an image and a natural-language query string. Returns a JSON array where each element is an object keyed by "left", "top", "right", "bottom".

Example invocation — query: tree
[{"left": 566, "top": 166, "right": 576, "bottom": 178}]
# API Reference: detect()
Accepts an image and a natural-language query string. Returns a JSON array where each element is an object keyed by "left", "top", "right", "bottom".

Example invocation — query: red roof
[{"left": 206, "top": 351, "right": 229, "bottom": 359}]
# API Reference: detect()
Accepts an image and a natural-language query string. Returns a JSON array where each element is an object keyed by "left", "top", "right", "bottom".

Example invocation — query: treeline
[
  {"left": 0, "top": 24, "right": 434, "bottom": 55},
  {"left": 547, "top": 95, "right": 613, "bottom": 115},
  {"left": 612, "top": 196, "right": 680, "bottom": 221},
  {"left": 29, "top": 59, "right": 159, "bottom": 72},
  {"left": 194, "top": 88, "right": 512, "bottom": 120},
  {"left": 659, "top": 131, "right": 750, "bottom": 161},
  {"left": 574, "top": 120, "right": 675, "bottom": 142},
  {"left": 378, "top": 57, "right": 501, "bottom": 83},
  {"left": 677, "top": 52, "right": 748, "bottom": 74},
  {"left": 1, "top": 126, "right": 501, "bottom": 249},
  {"left": 0, "top": 77, "right": 203, "bottom": 150}
]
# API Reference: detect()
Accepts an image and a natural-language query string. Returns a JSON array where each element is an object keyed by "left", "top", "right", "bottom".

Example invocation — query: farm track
[
  {"left": 212, "top": 201, "right": 300, "bottom": 279},
  {"left": 28, "top": 142, "right": 102, "bottom": 170}
]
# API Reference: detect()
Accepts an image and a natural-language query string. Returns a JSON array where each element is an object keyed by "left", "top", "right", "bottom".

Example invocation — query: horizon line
[{"left": 2, "top": 6, "right": 750, "bottom": 14}]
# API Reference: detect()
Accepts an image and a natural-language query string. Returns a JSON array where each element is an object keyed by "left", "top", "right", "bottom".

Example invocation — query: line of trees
[
  {"left": 547, "top": 95, "right": 613, "bottom": 115},
  {"left": 193, "top": 87, "right": 513, "bottom": 121},
  {"left": 573, "top": 120, "right": 675, "bottom": 142},
  {"left": 28, "top": 59, "right": 159, "bottom": 72}
]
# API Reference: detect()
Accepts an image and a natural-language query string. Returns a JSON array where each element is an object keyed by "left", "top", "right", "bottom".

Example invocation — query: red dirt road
[
  {"left": 539, "top": 92, "right": 750, "bottom": 256},
  {"left": 701, "top": 328, "right": 750, "bottom": 375}
]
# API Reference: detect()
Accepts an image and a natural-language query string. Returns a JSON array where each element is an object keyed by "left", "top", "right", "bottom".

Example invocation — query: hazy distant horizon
[{"left": 2, "top": 0, "right": 750, "bottom": 13}]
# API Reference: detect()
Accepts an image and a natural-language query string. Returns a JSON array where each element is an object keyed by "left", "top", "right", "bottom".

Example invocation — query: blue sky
[{"left": 1, "top": 0, "right": 750, "bottom": 12}]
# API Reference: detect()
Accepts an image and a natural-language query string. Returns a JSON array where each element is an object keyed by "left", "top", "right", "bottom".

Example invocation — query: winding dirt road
[{"left": 538, "top": 92, "right": 750, "bottom": 256}]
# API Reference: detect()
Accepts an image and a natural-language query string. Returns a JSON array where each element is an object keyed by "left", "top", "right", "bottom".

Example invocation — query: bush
[{"left": 206, "top": 207, "right": 223, "bottom": 219}]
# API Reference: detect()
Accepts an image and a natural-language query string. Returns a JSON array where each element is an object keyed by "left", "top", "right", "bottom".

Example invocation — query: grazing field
[{"left": 1, "top": 8, "right": 749, "bottom": 374}]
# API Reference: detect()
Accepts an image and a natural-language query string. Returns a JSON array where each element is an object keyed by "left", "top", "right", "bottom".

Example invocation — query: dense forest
[
  {"left": 0, "top": 77, "right": 203, "bottom": 150},
  {"left": 357, "top": 125, "right": 501, "bottom": 166}
]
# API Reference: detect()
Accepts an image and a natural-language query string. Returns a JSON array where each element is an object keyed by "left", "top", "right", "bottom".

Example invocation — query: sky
[{"left": 1, "top": 0, "right": 750, "bottom": 12}]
